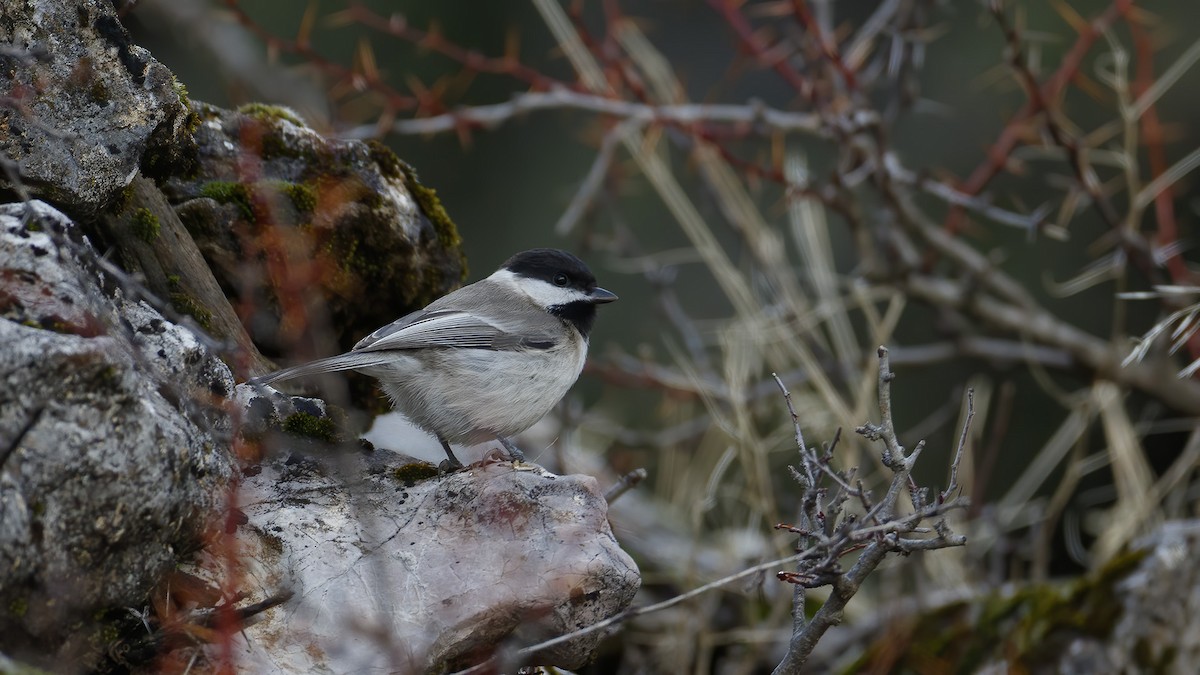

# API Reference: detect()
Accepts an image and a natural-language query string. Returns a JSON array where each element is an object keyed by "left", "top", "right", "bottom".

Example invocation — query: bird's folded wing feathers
[
  {"left": 250, "top": 309, "right": 560, "bottom": 386},
  {"left": 249, "top": 352, "right": 397, "bottom": 386},
  {"left": 353, "top": 309, "right": 556, "bottom": 352}
]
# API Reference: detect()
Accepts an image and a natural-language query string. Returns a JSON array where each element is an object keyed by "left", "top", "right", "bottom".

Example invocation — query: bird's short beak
[{"left": 589, "top": 287, "right": 618, "bottom": 304}]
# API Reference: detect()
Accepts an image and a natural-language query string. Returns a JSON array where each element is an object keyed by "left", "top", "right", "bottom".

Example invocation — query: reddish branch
[
  {"left": 789, "top": 0, "right": 859, "bottom": 92},
  {"left": 987, "top": 4, "right": 1164, "bottom": 289},
  {"left": 948, "top": 1, "right": 1124, "bottom": 230},
  {"left": 708, "top": 0, "right": 813, "bottom": 100},
  {"left": 221, "top": 0, "right": 419, "bottom": 113},
  {"left": 1126, "top": 11, "right": 1199, "bottom": 359},
  {"left": 341, "top": 1, "right": 584, "bottom": 95}
]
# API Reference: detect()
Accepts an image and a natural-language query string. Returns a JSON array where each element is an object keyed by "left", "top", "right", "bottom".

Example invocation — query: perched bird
[{"left": 250, "top": 248, "right": 617, "bottom": 467}]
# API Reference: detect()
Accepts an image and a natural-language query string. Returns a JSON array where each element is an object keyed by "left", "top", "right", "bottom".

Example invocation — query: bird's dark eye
[{"left": 553, "top": 273, "right": 569, "bottom": 287}]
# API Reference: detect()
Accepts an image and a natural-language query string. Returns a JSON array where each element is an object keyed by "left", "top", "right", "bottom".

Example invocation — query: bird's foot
[
  {"left": 437, "top": 437, "right": 465, "bottom": 472},
  {"left": 438, "top": 458, "right": 465, "bottom": 474},
  {"left": 497, "top": 436, "right": 526, "bottom": 463}
]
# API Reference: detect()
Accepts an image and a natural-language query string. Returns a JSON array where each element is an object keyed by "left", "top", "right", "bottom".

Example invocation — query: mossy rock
[
  {"left": 238, "top": 102, "right": 307, "bottom": 127},
  {"left": 158, "top": 102, "right": 468, "bottom": 410},
  {"left": 845, "top": 549, "right": 1150, "bottom": 674},
  {"left": 282, "top": 412, "right": 341, "bottom": 444},
  {"left": 392, "top": 462, "right": 441, "bottom": 486}
]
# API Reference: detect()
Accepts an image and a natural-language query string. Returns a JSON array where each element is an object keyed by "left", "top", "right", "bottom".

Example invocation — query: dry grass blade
[
  {"left": 1091, "top": 381, "right": 1158, "bottom": 563},
  {"left": 785, "top": 154, "right": 859, "bottom": 380},
  {"left": 1131, "top": 35, "right": 1200, "bottom": 119},
  {"left": 998, "top": 402, "right": 1095, "bottom": 514},
  {"left": 1134, "top": 144, "right": 1200, "bottom": 210}
]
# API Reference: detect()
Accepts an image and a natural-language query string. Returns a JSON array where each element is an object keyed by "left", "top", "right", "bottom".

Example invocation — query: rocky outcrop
[
  {"left": 0, "top": 0, "right": 195, "bottom": 217},
  {"left": 187, "top": 409, "right": 641, "bottom": 673},
  {"left": 0, "top": 199, "right": 641, "bottom": 673},
  {"left": 159, "top": 102, "right": 467, "bottom": 367},
  {"left": 0, "top": 2, "right": 638, "bottom": 671},
  {"left": 0, "top": 200, "right": 235, "bottom": 667},
  {"left": 2, "top": 0, "right": 469, "bottom": 383}
]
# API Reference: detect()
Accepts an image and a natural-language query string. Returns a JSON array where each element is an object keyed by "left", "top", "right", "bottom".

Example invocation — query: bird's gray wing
[
  {"left": 249, "top": 351, "right": 397, "bottom": 385},
  {"left": 353, "top": 309, "right": 557, "bottom": 352},
  {"left": 250, "top": 302, "right": 559, "bottom": 386}
]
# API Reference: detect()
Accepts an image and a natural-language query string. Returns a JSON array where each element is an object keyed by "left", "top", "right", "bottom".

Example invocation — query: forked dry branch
[{"left": 770, "top": 346, "right": 969, "bottom": 673}]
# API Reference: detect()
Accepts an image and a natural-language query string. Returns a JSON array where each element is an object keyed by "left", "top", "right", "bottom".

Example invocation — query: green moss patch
[
  {"left": 130, "top": 207, "right": 160, "bottom": 242},
  {"left": 274, "top": 180, "right": 317, "bottom": 214},
  {"left": 200, "top": 181, "right": 255, "bottom": 221},
  {"left": 282, "top": 412, "right": 340, "bottom": 444},
  {"left": 392, "top": 462, "right": 440, "bottom": 486},
  {"left": 8, "top": 596, "right": 28, "bottom": 618},
  {"left": 849, "top": 548, "right": 1151, "bottom": 674},
  {"left": 166, "top": 275, "right": 214, "bottom": 331},
  {"left": 199, "top": 180, "right": 317, "bottom": 222},
  {"left": 395, "top": 157, "right": 463, "bottom": 257},
  {"left": 238, "top": 102, "right": 307, "bottom": 127}
]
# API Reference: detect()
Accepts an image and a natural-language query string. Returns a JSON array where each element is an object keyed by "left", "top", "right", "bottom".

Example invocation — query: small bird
[{"left": 250, "top": 248, "right": 617, "bottom": 467}]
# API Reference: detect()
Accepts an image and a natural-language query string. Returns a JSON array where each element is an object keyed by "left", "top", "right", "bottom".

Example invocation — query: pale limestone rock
[{"left": 202, "top": 444, "right": 640, "bottom": 674}]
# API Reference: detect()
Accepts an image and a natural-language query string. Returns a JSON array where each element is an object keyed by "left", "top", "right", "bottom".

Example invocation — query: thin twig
[
  {"left": 340, "top": 89, "right": 824, "bottom": 139},
  {"left": 604, "top": 468, "right": 648, "bottom": 504},
  {"left": 945, "top": 389, "right": 974, "bottom": 500},
  {"left": 449, "top": 549, "right": 819, "bottom": 675},
  {"left": 771, "top": 347, "right": 970, "bottom": 674}
]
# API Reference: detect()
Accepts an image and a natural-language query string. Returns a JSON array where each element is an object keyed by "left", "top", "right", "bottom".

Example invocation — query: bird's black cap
[{"left": 502, "top": 248, "right": 599, "bottom": 291}]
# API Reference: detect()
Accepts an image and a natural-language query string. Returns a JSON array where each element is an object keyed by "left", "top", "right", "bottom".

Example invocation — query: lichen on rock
[
  {"left": 0, "top": 201, "right": 235, "bottom": 668},
  {"left": 0, "top": 0, "right": 197, "bottom": 216}
]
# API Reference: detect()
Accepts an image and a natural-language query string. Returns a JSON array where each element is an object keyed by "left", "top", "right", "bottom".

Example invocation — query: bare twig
[
  {"left": 555, "top": 120, "right": 630, "bottom": 235},
  {"left": 945, "top": 389, "right": 974, "bottom": 501},
  {"left": 448, "top": 549, "right": 819, "bottom": 675},
  {"left": 340, "top": 88, "right": 825, "bottom": 139},
  {"left": 604, "top": 468, "right": 648, "bottom": 504},
  {"left": 771, "top": 347, "right": 969, "bottom": 674}
]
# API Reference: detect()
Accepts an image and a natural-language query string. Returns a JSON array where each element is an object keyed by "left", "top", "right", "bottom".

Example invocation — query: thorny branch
[
  {"left": 317, "top": 1, "right": 1200, "bottom": 411},
  {"left": 988, "top": 2, "right": 1162, "bottom": 288},
  {"left": 227, "top": 1, "right": 1200, "bottom": 322},
  {"left": 341, "top": 89, "right": 826, "bottom": 139}
]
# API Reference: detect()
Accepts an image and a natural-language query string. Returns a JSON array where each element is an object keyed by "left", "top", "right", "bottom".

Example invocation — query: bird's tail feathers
[{"left": 248, "top": 352, "right": 393, "bottom": 387}]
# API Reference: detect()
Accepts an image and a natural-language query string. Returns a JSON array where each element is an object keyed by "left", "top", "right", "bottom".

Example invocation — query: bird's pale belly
[{"left": 370, "top": 344, "right": 585, "bottom": 444}]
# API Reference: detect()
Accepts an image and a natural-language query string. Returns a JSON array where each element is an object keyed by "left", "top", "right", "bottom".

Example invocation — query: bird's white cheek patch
[{"left": 488, "top": 269, "right": 592, "bottom": 308}]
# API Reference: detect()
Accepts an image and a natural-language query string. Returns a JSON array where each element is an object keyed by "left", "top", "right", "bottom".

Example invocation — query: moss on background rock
[
  {"left": 844, "top": 549, "right": 1150, "bottom": 674},
  {"left": 282, "top": 411, "right": 341, "bottom": 444},
  {"left": 130, "top": 207, "right": 160, "bottom": 242},
  {"left": 159, "top": 102, "right": 467, "bottom": 413}
]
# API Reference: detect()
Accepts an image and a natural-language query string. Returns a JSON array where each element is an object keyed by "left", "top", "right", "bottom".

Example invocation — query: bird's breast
[{"left": 378, "top": 336, "right": 588, "bottom": 442}]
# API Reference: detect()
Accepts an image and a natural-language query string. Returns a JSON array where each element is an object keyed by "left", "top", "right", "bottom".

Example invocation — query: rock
[
  {"left": 1094, "top": 520, "right": 1200, "bottom": 673},
  {"left": 187, "top": 432, "right": 640, "bottom": 673},
  {"left": 235, "top": 382, "right": 344, "bottom": 443},
  {"left": 811, "top": 520, "right": 1200, "bottom": 674},
  {"left": 160, "top": 102, "right": 467, "bottom": 367},
  {"left": 0, "top": 0, "right": 195, "bottom": 217},
  {"left": 0, "top": 200, "right": 638, "bottom": 674},
  {"left": 0, "top": 200, "right": 234, "bottom": 668}
]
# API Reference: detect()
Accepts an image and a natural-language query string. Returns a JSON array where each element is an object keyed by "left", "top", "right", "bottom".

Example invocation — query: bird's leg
[
  {"left": 496, "top": 436, "right": 526, "bottom": 463},
  {"left": 437, "top": 435, "right": 464, "bottom": 470}
]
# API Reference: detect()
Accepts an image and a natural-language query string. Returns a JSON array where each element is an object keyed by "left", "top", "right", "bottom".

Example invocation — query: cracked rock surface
[
  {"left": 199, "top": 427, "right": 641, "bottom": 674},
  {"left": 0, "top": 201, "right": 234, "bottom": 667},
  {"left": 0, "top": 0, "right": 194, "bottom": 216}
]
